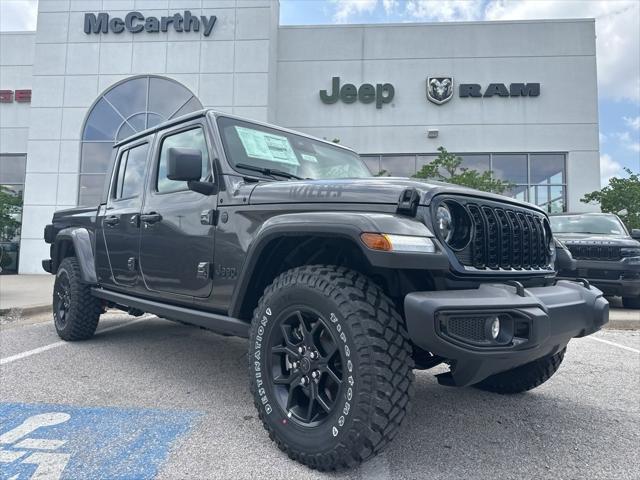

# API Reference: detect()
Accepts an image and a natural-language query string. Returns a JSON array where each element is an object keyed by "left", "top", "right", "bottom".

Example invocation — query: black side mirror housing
[
  {"left": 631, "top": 229, "right": 640, "bottom": 240},
  {"left": 167, "top": 147, "right": 202, "bottom": 182}
]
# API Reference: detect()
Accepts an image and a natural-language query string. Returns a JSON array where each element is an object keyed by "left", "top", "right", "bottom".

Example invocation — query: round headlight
[{"left": 436, "top": 205, "right": 453, "bottom": 242}]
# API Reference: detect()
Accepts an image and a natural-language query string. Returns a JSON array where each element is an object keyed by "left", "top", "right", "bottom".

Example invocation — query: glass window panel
[
  {"left": 126, "top": 113, "right": 147, "bottom": 132},
  {"left": 549, "top": 186, "right": 565, "bottom": 213},
  {"left": 116, "top": 122, "right": 137, "bottom": 142},
  {"left": 380, "top": 155, "right": 416, "bottom": 177},
  {"left": 120, "top": 144, "right": 149, "bottom": 199},
  {"left": 82, "top": 98, "right": 124, "bottom": 141},
  {"left": 360, "top": 155, "right": 380, "bottom": 175},
  {"left": 458, "top": 154, "right": 490, "bottom": 173},
  {"left": 78, "top": 174, "right": 106, "bottom": 206},
  {"left": 148, "top": 77, "right": 193, "bottom": 118},
  {"left": 146, "top": 112, "right": 164, "bottom": 129},
  {"left": 169, "top": 96, "right": 202, "bottom": 120},
  {"left": 157, "top": 128, "right": 210, "bottom": 194},
  {"left": 502, "top": 184, "right": 529, "bottom": 202},
  {"left": 530, "top": 154, "right": 565, "bottom": 185},
  {"left": 0, "top": 184, "right": 23, "bottom": 244},
  {"left": 529, "top": 185, "right": 566, "bottom": 213},
  {"left": 103, "top": 77, "right": 147, "bottom": 120},
  {"left": 492, "top": 154, "right": 527, "bottom": 183},
  {"left": 0, "top": 155, "right": 27, "bottom": 183},
  {"left": 81, "top": 142, "right": 114, "bottom": 173}
]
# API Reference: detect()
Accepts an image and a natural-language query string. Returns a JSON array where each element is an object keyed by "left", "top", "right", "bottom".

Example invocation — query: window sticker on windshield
[
  {"left": 235, "top": 126, "right": 299, "bottom": 166},
  {"left": 301, "top": 153, "right": 318, "bottom": 163}
]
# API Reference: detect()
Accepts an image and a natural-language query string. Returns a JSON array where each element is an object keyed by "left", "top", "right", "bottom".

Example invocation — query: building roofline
[{"left": 279, "top": 18, "right": 596, "bottom": 30}]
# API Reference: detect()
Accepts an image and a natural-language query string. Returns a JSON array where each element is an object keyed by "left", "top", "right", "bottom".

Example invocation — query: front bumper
[
  {"left": 404, "top": 280, "right": 609, "bottom": 387},
  {"left": 559, "top": 258, "right": 640, "bottom": 297}
]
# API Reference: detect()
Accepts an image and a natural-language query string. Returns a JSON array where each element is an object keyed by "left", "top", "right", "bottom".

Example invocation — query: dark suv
[
  {"left": 42, "top": 110, "right": 608, "bottom": 470},
  {"left": 551, "top": 212, "right": 640, "bottom": 309}
]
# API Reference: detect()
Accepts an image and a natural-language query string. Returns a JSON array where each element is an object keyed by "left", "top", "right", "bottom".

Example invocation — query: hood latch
[{"left": 397, "top": 188, "right": 420, "bottom": 217}]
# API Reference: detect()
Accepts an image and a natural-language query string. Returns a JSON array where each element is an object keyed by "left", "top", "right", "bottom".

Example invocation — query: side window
[
  {"left": 112, "top": 143, "right": 149, "bottom": 200},
  {"left": 157, "top": 127, "right": 211, "bottom": 194}
]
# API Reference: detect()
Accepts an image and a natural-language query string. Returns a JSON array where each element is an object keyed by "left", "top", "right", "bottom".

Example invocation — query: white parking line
[
  {"left": 0, "top": 317, "right": 149, "bottom": 366},
  {"left": 586, "top": 336, "right": 640, "bottom": 354}
]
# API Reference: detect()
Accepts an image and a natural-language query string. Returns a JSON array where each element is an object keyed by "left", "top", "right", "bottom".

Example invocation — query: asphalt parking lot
[{"left": 1, "top": 309, "right": 638, "bottom": 480}]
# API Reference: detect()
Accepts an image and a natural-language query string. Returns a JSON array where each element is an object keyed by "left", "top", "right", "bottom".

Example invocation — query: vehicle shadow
[{"left": 93, "top": 317, "right": 637, "bottom": 480}]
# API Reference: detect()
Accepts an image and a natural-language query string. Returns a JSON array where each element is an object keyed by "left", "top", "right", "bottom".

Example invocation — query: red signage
[{"left": 0, "top": 89, "right": 32, "bottom": 103}]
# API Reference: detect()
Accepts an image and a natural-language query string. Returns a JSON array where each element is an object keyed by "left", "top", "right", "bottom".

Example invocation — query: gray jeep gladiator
[
  {"left": 42, "top": 110, "right": 609, "bottom": 470},
  {"left": 551, "top": 212, "right": 640, "bottom": 309}
]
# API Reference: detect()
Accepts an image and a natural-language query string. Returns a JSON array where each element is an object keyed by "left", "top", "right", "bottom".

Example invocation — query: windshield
[
  {"left": 217, "top": 116, "right": 372, "bottom": 180},
  {"left": 550, "top": 215, "right": 628, "bottom": 235}
]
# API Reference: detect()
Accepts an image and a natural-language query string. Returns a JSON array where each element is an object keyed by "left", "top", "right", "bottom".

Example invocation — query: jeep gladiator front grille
[
  {"left": 440, "top": 198, "right": 552, "bottom": 272},
  {"left": 566, "top": 244, "right": 622, "bottom": 261}
]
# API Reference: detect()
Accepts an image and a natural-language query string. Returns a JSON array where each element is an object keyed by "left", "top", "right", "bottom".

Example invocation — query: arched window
[{"left": 78, "top": 75, "right": 202, "bottom": 205}]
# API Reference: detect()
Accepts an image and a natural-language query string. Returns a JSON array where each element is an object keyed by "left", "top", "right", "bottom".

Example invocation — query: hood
[
  {"left": 247, "top": 177, "right": 542, "bottom": 211},
  {"left": 554, "top": 232, "right": 639, "bottom": 247}
]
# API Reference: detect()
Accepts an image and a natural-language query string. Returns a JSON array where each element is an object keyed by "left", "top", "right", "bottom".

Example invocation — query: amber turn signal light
[{"left": 360, "top": 233, "right": 392, "bottom": 251}]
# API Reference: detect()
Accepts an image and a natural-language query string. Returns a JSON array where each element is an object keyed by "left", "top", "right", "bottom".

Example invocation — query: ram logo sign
[{"left": 427, "top": 77, "right": 454, "bottom": 105}]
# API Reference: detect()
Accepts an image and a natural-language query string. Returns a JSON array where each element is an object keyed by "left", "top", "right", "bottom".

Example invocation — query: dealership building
[{"left": 0, "top": 0, "right": 600, "bottom": 274}]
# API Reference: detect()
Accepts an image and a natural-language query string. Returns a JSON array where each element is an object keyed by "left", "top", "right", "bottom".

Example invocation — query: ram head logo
[{"left": 427, "top": 77, "right": 453, "bottom": 105}]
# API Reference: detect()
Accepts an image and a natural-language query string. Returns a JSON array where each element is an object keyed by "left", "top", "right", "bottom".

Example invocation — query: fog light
[{"left": 489, "top": 316, "right": 500, "bottom": 340}]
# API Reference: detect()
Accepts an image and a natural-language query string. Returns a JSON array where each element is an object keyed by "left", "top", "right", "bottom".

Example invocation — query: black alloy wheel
[
  {"left": 54, "top": 270, "right": 72, "bottom": 330},
  {"left": 268, "top": 308, "right": 344, "bottom": 427}
]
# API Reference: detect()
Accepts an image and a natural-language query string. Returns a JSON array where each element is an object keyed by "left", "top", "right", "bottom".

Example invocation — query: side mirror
[
  {"left": 631, "top": 229, "right": 640, "bottom": 240},
  {"left": 167, "top": 147, "right": 202, "bottom": 182}
]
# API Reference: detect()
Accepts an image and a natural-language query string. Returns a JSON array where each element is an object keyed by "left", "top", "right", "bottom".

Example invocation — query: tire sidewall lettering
[{"left": 253, "top": 307, "right": 273, "bottom": 416}]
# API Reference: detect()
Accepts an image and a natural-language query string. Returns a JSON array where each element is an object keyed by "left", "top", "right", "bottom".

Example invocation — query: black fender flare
[
  {"left": 228, "top": 211, "right": 447, "bottom": 318},
  {"left": 53, "top": 227, "right": 98, "bottom": 284}
]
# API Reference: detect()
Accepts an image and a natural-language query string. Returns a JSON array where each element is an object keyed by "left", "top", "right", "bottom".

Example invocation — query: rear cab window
[{"left": 112, "top": 142, "right": 150, "bottom": 201}]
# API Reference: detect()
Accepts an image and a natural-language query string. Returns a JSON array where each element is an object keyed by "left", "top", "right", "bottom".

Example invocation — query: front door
[
  {"left": 139, "top": 122, "right": 216, "bottom": 298},
  {"left": 101, "top": 141, "right": 150, "bottom": 287}
]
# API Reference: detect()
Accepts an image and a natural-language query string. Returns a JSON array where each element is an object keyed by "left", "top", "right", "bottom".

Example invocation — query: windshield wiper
[{"left": 235, "top": 163, "right": 305, "bottom": 180}]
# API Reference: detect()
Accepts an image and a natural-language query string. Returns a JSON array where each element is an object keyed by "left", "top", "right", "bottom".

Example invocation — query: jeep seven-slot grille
[
  {"left": 566, "top": 244, "right": 622, "bottom": 261},
  {"left": 459, "top": 202, "right": 550, "bottom": 271}
]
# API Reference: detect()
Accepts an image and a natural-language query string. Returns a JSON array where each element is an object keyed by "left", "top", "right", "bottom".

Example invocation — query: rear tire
[
  {"left": 248, "top": 265, "right": 414, "bottom": 470},
  {"left": 622, "top": 296, "right": 640, "bottom": 309},
  {"left": 53, "top": 257, "right": 101, "bottom": 341},
  {"left": 473, "top": 348, "right": 566, "bottom": 394}
]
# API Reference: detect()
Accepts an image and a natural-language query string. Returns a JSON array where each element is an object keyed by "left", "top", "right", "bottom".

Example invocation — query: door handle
[
  {"left": 104, "top": 215, "right": 119, "bottom": 226},
  {"left": 140, "top": 212, "right": 162, "bottom": 225}
]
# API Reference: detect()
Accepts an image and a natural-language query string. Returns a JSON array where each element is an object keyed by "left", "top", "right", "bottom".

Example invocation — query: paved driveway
[{"left": 1, "top": 312, "right": 638, "bottom": 479}]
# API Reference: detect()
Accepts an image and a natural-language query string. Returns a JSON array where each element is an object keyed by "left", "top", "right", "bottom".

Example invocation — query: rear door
[
  {"left": 138, "top": 120, "right": 216, "bottom": 298},
  {"left": 101, "top": 140, "right": 150, "bottom": 287}
]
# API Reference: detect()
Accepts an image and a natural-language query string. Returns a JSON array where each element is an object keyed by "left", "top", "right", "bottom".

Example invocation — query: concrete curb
[{"left": 0, "top": 304, "right": 51, "bottom": 317}]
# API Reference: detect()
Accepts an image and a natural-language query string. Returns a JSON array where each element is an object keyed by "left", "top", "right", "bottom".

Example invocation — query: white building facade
[{"left": 0, "top": 0, "right": 600, "bottom": 274}]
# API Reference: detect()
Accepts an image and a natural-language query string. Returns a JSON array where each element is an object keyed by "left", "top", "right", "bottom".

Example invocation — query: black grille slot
[
  {"left": 454, "top": 200, "right": 551, "bottom": 271},
  {"left": 567, "top": 244, "right": 622, "bottom": 260},
  {"left": 467, "top": 205, "right": 486, "bottom": 269}
]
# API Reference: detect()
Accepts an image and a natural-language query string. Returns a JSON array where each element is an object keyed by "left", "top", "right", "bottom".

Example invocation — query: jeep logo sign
[
  {"left": 84, "top": 11, "right": 217, "bottom": 37},
  {"left": 320, "top": 77, "right": 394, "bottom": 109}
]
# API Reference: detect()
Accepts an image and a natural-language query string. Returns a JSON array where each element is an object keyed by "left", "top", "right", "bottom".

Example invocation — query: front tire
[
  {"left": 622, "top": 296, "right": 640, "bottom": 309},
  {"left": 53, "top": 257, "right": 101, "bottom": 341},
  {"left": 473, "top": 348, "right": 566, "bottom": 394},
  {"left": 248, "top": 265, "right": 414, "bottom": 471}
]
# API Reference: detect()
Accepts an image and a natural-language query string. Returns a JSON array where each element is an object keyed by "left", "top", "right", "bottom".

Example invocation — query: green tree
[
  {"left": 581, "top": 168, "right": 640, "bottom": 230},
  {"left": 412, "top": 147, "right": 512, "bottom": 194},
  {"left": 0, "top": 186, "right": 22, "bottom": 242}
]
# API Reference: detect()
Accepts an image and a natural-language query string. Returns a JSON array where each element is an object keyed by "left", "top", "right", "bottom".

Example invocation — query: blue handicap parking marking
[{"left": 0, "top": 402, "right": 200, "bottom": 480}]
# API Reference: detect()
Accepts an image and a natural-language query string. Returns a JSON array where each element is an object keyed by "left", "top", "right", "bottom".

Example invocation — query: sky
[{"left": 1, "top": 0, "right": 639, "bottom": 185}]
